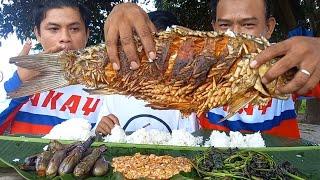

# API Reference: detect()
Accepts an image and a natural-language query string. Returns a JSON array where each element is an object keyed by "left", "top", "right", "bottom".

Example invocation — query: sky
[{"left": 0, "top": 1, "right": 156, "bottom": 111}]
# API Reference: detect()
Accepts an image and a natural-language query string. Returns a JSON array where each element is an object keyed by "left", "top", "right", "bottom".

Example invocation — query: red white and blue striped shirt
[{"left": 0, "top": 71, "right": 102, "bottom": 135}]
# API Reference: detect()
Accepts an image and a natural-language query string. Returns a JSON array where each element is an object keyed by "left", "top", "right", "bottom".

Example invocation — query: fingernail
[
  {"left": 112, "top": 63, "right": 120, "bottom": 70},
  {"left": 130, "top": 61, "right": 139, "bottom": 70},
  {"left": 148, "top": 51, "right": 156, "bottom": 61},
  {"left": 26, "top": 37, "right": 32, "bottom": 45},
  {"left": 250, "top": 60, "right": 257, "bottom": 68},
  {"left": 261, "top": 77, "right": 268, "bottom": 84}
]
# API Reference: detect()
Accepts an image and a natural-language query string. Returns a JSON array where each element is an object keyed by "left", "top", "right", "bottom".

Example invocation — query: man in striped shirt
[
  {"left": 0, "top": 0, "right": 103, "bottom": 135},
  {"left": 103, "top": 0, "right": 320, "bottom": 139}
]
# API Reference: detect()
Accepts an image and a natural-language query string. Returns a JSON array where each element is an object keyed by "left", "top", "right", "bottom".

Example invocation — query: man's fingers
[
  {"left": 97, "top": 117, "right": 112, "bottom": 135},
  {"left": 119, "top": 23, "right": 140, "bottom": 70},
  {"left": 106, "top": 27, "right": 121, "bottom": 70},
  {"left": 296, "top": 68, "right": 320, "bottom": 95},
  {"left": 261, "top": 54, "right": 298, "bottom": 84},
  {"left": 104, "top": 117, "right": 116, "bottom": 131},
  {"left": 18, "top": 38, "right": 32, "bottom": 56},
  {"left": 251, "top": 40, "right": 289, "bottom": 68},
  {"left": 43, "top": 44, "right": 66, "bottom": 54},
  {"left": 148, "top": 20, "right": 157, "bottom": 33},
  {"left": 277, "top": 68, "right": 313, "bottom": 94},
  {"left": 108, "top": 114, "right": 120, "bottom": 125},
  {"left": 96, "top": 122, "right": 108, "bottom": 135},
  {"left": 96, "top": 125, "right": 109, "bottom": 136},
  {"left": 133, "top": 18, "right": 156, "bottom": 62}
]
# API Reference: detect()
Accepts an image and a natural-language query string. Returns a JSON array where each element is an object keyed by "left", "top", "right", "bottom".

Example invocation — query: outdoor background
[{"left": 0, "top": 0, "right": 319, "bottom": 122}]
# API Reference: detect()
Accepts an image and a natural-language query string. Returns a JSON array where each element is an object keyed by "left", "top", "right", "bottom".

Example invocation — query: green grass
[{"left": 297, "top": 99, "right": 307, "bottom": 115}]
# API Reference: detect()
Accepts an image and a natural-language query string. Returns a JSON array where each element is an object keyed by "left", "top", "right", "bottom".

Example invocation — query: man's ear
[
  {"left": 34, "top": 27, "right": 41, "bottom": 43},
  {"left": 211, "top": 21, "right": 217, "bottom": 31},
  {"left": 85, "top": 28, "right": 90, "bottom": 45},
  {"left": 265, "top": 17, "right": 276, "bottom": 39}
]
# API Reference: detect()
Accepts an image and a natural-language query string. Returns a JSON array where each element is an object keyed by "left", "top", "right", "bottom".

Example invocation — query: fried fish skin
[
  {"left": 92, "top": 156, "right": 109, "bottom": 177},
  {"left": 58, "top": 136, "right": 95, "bottom": 175},
  {"left": 9, "top": 26, "right": 293, "bottom": 119},
  {"left": 19, "top": 154, "right": 38, "bottom": 171},
  {"left": 73, "top": 145, "right": 107, "bottom": 177},
  {"left": 35, "top": 151, "right": 53, "bottom": 177},
  {"left": 46, "top": 143, "right": 79, "bottom": 177},
  {"left": 24, "top": 154, "right": 38, "bottom": 166},
  {"left": 47, "top": 140, "right": 65, "bottom": 153}
]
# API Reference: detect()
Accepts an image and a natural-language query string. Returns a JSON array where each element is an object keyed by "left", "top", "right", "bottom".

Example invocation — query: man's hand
[
  {"left": 95, "top": 114, "right": 120, "bottom": 135},
  {"left": 104, "top": 3, "right": 157, "bottom": 70},
  {"left": 251, "top": 36, "right": 320, "bottom": 95},
  {"left": 17, "top": 41, "right": 66, "bottom": 82}
]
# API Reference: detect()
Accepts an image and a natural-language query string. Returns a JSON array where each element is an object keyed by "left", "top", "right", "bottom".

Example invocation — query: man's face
[
  {"left": 213, "top": 0, "right": 275, "bottom": 39},
  {"left": 35, "top": 7, "right": 89, "bottom": 51}
]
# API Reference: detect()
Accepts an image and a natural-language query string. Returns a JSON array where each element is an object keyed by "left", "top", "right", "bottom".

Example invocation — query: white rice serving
[
  {"left": 165, "top": 129, "right": 203, "bottom": 146},
  {"left": 103, "top": 125, "right": 127, "bottom": 143},
  {"left": 42, "top": 118, "right": 94, "bottom": 141},
  {"left": 205, "top": 130, "right": 266, "bottom": 148},
  {"left": 204, "top": 131, "right": 230, "bottom": 147},
  {"left": 126, "top": 128, "right": 171, "bottom": 145},
  {"left": 103, "top": 126, "right": 265, "bottom": 147},
  {"left": 104, "top": 127, "right": 202, "bottom": 146}
]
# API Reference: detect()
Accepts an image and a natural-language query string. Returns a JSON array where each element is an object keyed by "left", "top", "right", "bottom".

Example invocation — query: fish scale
[{"left": 8, "top": 26, "right": 294, "bottom": 120}]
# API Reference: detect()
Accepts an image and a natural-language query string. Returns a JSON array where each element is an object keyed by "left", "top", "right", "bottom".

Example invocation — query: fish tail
[{"left": 8, "top": 54, "right": 69, "bottom": 98}]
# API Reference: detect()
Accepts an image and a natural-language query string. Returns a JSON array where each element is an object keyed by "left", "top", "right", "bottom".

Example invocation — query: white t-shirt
[
  {"left": 17, "top": 85, "right": 103, "bottom": 124},
  {"left": 96, "top": 95, "right": 199, "bottom": 133}
]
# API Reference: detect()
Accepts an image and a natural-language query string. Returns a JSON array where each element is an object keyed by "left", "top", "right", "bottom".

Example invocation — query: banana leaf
[{"left": 0, "top": 136, "right": 320, "bottom": 179}]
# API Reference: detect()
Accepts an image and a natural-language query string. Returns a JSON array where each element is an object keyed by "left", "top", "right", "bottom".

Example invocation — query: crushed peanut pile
[{"left": 112, "top": 153, "right": 192, "bottom": 179}]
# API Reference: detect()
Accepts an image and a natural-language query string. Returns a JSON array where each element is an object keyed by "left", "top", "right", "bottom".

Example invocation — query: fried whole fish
[
  {"left": 8, "top": 26, "right": 294, "bottom": 119},
  {"left": 58, "top": 136, "right": 95, "bottom": 175},
  {"left": 19, "top": 154, "right": 38, "bottom": 171},
  {"left": 47, "top": 140, "right": 65, "bottom": 153},
  {"left": 46, "top": 142, "right": 80, "bottom": 177},
  {"left": 92, "top": 156, "right": 109, "bottom": 177},
  {"left": 73, "top": 145, "right": 107, "bottom": 177},
  {"left": 35, "top": 151, "right": 53, "bottom": 176}
]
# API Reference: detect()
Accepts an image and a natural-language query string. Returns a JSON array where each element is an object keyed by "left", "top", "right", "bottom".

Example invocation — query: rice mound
[
  {"left": 103, "top": 126, "right": 265, "bottom": 147},
  {"left": 42, "top": 118, "right": 94, "bottom": 141},
  {"left": 205, "top": 130, "right": 266, "bottom": 148},
  {"left": 104, "top": 127, "right": 202, "bottom": 146},
  {"left": 165, "top": 129, "right": 203, "bottom": 146},
  {"left": 104, "top": 125, "right": 127, "bottom": 143}
]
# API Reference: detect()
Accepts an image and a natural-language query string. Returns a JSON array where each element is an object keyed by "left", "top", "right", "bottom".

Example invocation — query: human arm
[
  {"left": 104, "top": 2, "right": 157, "bottom": 70},
  {"left": 251, "top": 36, "right": 320, "bottom": 95}
]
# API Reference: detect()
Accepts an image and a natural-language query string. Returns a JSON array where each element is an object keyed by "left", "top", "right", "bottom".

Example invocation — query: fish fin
[
  {"left": 7, "top": 54, "right": 69, "bottom": 98},
  {"left": 145, "top": 103, "right": 172, "bottom": 110},
  {"left": 83, "top": 88, "right": 117, "bottom": 95},
  {"left": 218, "top": 91, "right": 259, "bottom": 123}
]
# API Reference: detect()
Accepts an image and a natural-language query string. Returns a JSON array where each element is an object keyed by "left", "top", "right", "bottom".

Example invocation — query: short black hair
[
  {"left": 148, "top": 10, "right": 179, "bottom": 31},
  {"left": 33, "top": 0, "right": 90, "bottom": 31},
  {"left": 210, "top": 0, "right": 272, "bottom": 22}
]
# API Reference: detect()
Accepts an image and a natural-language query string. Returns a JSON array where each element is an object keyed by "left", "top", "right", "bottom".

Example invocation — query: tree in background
[
  {"left": 0, "top": 0, "right": 319, "bottom": 123},
  {"left": 154, "top": 0, "right": 320, "bottom": 123},
  {"left": 0, "top": 0, "right": 138, "bottom": 46},
  {"left": 155, "top": 0, "right": 319, "bottom": 41},
  {"left": 0, "top": 0, "right": 318, "bottom": 43}
]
